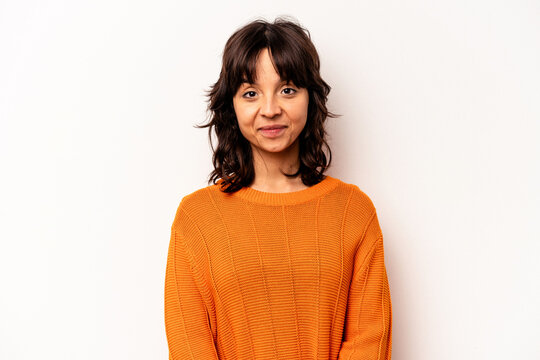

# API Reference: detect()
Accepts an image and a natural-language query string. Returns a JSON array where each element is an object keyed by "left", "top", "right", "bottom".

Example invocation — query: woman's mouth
[{"left": 259, "top": 126, "right": 286, "bottom": 138}]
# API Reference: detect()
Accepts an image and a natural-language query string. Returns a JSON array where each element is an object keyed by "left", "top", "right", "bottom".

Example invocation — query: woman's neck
[{"left": 249, "top": 143, "right": 307, "bottom": 193}]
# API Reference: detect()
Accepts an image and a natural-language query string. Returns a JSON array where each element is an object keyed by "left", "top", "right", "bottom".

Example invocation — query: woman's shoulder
[
  {"left": 176, "top": 182, "right": 219, "bottom": 211},
  {"left": 335, "top": 177, "right": 378, "bottom": 215},
  {"left": 170, "top": 182, "right": 221, "bottom": 229}
]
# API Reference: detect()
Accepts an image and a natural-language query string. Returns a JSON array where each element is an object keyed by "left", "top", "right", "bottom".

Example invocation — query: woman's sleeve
[
  {"left": 338, "top": 210, "right": 393, "bottom": 360},
  {"left": 164, "top": 226, "right": 219, "bottom": 360}
]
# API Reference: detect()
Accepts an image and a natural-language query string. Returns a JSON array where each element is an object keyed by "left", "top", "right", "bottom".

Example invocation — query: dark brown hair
[{"left": 195, "top": 16, "right": 339, "bottom": 193}]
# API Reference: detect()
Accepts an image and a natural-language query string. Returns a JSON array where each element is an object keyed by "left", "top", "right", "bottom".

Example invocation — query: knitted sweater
[{"left": 164, "top": 175, "right": 392, "bottom": 360}]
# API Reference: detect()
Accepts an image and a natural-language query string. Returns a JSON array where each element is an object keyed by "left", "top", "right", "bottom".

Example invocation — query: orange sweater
[{"left": 164, "top": 175, "right": 392, "bottom": 359}]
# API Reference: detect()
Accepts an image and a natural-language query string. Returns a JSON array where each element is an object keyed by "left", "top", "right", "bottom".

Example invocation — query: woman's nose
[{"left": 260, "top": 95, "right": 282, "bottom": 118}]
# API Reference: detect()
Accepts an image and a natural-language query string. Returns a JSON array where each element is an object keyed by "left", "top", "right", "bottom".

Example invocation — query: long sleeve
[
  {"left": 164, "top": 226, "right": 219, "bottom": 360},
  {"left": 338, "top": 210, "right": 393, "bottom": 360}
]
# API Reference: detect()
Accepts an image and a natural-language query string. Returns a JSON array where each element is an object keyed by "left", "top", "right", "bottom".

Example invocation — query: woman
[{"left": 164, "top": 17, "right": 392, "bottom": 360}]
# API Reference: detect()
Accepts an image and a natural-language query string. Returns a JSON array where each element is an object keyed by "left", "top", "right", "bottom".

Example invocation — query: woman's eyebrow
[{"left": 240, "top": 79, "right": 291, "bottom": 86}]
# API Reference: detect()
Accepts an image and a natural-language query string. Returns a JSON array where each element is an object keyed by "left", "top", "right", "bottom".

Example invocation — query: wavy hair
[{"left": 195, "top": 16, "right": 339, "bottom": 193}]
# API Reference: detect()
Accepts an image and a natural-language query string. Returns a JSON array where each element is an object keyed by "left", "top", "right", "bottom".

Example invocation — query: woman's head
[{"left": 197, "top": 16, "right": 337, "bottom": 193}]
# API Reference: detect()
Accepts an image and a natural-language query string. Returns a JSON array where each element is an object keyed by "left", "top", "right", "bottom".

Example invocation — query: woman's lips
[{"left": 260, "top": 126, "right": 286, "bottom": 138}]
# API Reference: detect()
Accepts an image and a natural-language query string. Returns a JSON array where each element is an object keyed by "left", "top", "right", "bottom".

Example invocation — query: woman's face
[{"left": 232, "top": 48, "right": 309, "bottom": 157}]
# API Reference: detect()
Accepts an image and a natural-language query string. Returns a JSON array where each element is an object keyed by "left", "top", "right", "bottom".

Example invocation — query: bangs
[{"left": 229, "top": 37, "right": 311, "bottom": 91}]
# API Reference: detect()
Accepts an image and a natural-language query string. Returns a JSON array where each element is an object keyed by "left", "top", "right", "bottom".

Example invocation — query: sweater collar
[{"left": 224, "top": 175, "right": 340, "bottom": 206}]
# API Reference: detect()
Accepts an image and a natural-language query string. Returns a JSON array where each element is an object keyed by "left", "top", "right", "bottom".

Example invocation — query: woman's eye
[
  {"left": 282, "top": 87, "right": 297, "bottom": 95},
  {"left": 242, "top": 88, "right": 297, "bottom": 99},
  {"left": 242, "top": 91, "right": 257, "bottom": 98}
]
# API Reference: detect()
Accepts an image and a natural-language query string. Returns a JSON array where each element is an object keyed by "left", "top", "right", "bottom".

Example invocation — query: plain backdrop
[{"left": 1, "top": 0, "right": 539, "bottom": 359}]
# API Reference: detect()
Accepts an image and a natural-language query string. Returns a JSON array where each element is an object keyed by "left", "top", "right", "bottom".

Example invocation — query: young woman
[{"left": 164, "top": 17, "right": 392, "bottom": 360}]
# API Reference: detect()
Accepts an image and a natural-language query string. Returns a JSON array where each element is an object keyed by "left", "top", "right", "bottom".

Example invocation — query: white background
[{"left": 1, "top": 1, "right": 539, "bottom": 359}]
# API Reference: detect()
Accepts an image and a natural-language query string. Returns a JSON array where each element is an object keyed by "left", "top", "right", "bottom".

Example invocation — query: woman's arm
[
  {"left": 338, "top": 210, "right": 393, "bottom": 360},
  {"left": 164, "top": 227, "right": 219, "bottom": 360}
]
